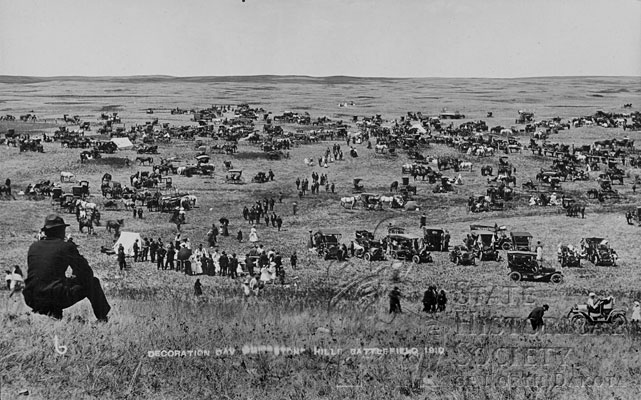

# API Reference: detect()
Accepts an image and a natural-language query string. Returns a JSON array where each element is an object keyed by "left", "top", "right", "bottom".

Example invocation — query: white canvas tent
[
  {"left": 113, "top": 232, "right": 142, "bottom": 256},
  {"left": 111, "top": 137, "right": 133, "bottom": 150},
  {"left": 410, "top": 123, "right": 427, "bottom": 134}
]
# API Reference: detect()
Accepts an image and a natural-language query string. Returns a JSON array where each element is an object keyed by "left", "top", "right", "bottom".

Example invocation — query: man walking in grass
[{"left": 527, "top": 304, "right": 549, "bottom": 334}]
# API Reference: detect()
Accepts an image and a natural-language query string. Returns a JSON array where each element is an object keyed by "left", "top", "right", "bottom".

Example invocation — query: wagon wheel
[
  {"left": 570, "top": 314, "right": 587, "bottom": 334},
  {"left": 502, "top": 242, "right": 513, "bottom": 251},
  {"left": 364, "top": 252, "right": 371, "bottom": 261},
  {"left": 412, "top": 255, "right": 421, "bottom": 264},
  {"left": 610, "top": 313, "right": 627, "bottom": 328},
  {"left": 509, "top": 271, "right": 521, "bottom": 282},
  {"left": 550, "top": 273, "right": 563, "bottom": 284}
]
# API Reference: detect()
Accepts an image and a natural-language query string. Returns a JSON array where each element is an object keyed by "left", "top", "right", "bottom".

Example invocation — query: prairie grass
[{"left": 1, "top": 77, "right": 640, "bottom": 399}]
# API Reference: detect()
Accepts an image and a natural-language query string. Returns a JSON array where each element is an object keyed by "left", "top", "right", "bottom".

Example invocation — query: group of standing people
[
  {"left": 387, "top": 286, "right": 448, "bottom": 314},
  {"left": 422, "top": 286, "right": 448, "bottom": 313},
  {"left": 296, "top": 172, "right": 335, "bottom": 198}
]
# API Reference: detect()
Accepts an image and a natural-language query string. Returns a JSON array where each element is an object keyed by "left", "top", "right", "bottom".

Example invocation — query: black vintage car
[
  {"left": 385, "top": 234, "right": 432, "bottom": 264},
  {"left": 422, "top": 226, "right": 447, "bottom": 251},
  {"left": 449, "top": 245, "right": 476, "bottom": 266},
  {"left": 558, "top": 245, "right": 581, "bottom": 268},
  {"left": 473, "top": 230, "right": 502, "bottom": 261},
  {"left": 315, "top": 230, "right": 343, "bottom": 260},
  {"left": 580, "top": 237, "right": 617, "bottom": 266},
  {"left": 507, "top": 251, "right": 563, "bottom": 283},
  {"left": 353, "top": 230, "right": 386, "bottom": 261}
]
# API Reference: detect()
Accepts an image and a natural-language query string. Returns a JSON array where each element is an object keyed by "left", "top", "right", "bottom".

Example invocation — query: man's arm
[{"left": 66, "top": 243, "right": 94, "bottom": 286}]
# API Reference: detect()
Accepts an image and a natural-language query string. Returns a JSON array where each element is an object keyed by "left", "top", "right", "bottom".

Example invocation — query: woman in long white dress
[
  {"left": 249, "top": 226, "right": 259, "bottom": 243},
  {"left": 191, "top": 255, "right": 203, "bottom": 275}
]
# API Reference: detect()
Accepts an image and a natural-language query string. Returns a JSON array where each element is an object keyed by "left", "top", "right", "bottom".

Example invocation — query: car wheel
[
  {"left": 412, "top": 255, "right": 421, "bottom": 264},
  {"left": 502, "top": 242, "right": 512, "bottom": 250},
  {"left": 509, "top": 271, "right": 521, "bottom": 282},
  {"left": 570, "top": 314, "right": 587, "bottom": 334},
  {"left": 364, "top": 253, "right": 371, "bottom": 261},
  {"left": 610, "top": 314, "right": 627, "bottom": 333},
  {"left": 550, "top": 273, "right": 563, "bottom": 284}
]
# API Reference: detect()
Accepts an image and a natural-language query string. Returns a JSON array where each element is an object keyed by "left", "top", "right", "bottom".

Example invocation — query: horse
[
  {"left": 121, "top": 199, "right": 135, "bottom": 210},
  {"left": 182, "top": 194, "right": 197, "bottom": 208},
  {"left": 60, "top": 171, "right": 75, "bottom": 182},
  {"left": 106, "top": 219, "right": 124, "bottom": 233},
  {"left": 341, "top": 195, "right": 360, "bottom": 209},
  {"left": 78, "top": 217, "right": 95, "bottom": 234},
  {"left": 459, "top": 161, "right": 473, "bottom": 172},
  {"left": 380, "top": 195, "right": 404, "bottom": 208},
  {"left": 481, "top": 165, "right": 493, "bottom": 176},
  {"left": 136, "top": 156, "right": 153, "bottom": 165},
  {"left": 390, "top": 181, "right": 399, "bottom": 192},
  {"left": 78, "top": 200, "right": 98, "bottom": 211},
  {"left": 375, "top": 144, "right": 388, "bottom": 154}
]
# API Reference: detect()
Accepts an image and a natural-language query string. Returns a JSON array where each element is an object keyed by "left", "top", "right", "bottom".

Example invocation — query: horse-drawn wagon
[
  {"left": 515, "top": 110, "right": 535, "bottom": 124},
  {"left": 137, "top": 144, "right": 158, "bottom": 154},
  {"left": 252, "top": 172, "right": 270, "bottom": 183},
  {"left": 353, "top": 178, "right": 364, "bottom": 193},
  {"left": 360, "top": 193, "right": 383, "bottom": 211},
  {"left": 226, "top": 169, "right": 244, "bottom": 184}
]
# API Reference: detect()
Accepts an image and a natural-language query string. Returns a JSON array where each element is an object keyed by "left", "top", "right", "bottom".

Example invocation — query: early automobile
[{"left": 507, "top": 251, "right": 563, "bottom": 283}]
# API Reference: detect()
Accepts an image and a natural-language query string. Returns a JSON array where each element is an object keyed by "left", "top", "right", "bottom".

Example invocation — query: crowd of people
[
  {"left": 296, "top": 171, "right": 335, "bottom": 198},
  {"left": 116, "top": 231, "right": 296, "bottom": 287},
  {"left": 242, "top": 200, "right": 284, "bottom": 231}
]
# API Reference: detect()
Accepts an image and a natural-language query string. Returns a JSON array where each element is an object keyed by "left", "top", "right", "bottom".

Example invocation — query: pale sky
[{"left": 0, "top": 0, "right": 639, "bottom": 78}]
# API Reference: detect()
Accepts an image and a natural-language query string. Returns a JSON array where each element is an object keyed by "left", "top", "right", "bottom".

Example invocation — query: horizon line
[{"left": 1, "top": 74, "right": 640, "bottom": 81}]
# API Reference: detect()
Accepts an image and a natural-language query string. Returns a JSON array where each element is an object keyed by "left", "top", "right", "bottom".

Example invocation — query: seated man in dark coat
[{"left": 23, "top": 214, "right": 111, "bottom": 322}]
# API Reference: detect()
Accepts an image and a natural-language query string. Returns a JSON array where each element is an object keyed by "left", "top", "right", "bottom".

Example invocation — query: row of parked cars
[{"left": 312, "top": 224, "right": 618, "bottom": 285}]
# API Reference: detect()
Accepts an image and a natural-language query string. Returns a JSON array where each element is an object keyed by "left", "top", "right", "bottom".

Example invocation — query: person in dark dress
[
  {"left": 117, "top": 244, "right": 126, "bottom": 271},
  {"left": 290, "top": 251, "right": 297, "bottom": 270},
  {"left": 156, "top": 245, "right": 166, "bottom": 270},
  {"left": 23, "top": 214, "right": 111, "bottom": 322},
  {"left": 437, "top": 289, "right": 447, "bottom": 312},
  {"left": 229, "top": 254, "right": 238, "bottom": 279},
  {"left": 166, "top": 243, "right": 175, "bottom": 270},
  {"left": 389, "top": 287, "right": 402, "bottom": 314},
  {"left": 194, "top": 279, "right": 203, "bottom": 296}
]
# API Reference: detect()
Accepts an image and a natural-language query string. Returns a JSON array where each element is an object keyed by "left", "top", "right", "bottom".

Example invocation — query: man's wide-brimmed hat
[{"left": 42, "top": 214, "right": 70, "bottom": 230}]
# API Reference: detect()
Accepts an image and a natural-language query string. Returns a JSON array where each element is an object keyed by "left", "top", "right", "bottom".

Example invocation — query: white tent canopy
[
  {"left": 113, "top": 232, "right": 142, "bottom": 256},
  {"left": 111, "top": 137, "right": 133, "bottom": 150},
  {"left": 410, "top": 123, "right": 427, "bottom": 134}
]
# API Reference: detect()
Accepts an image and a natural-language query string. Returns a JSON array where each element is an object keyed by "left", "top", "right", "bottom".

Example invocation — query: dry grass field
[{"left": 1, "top": 76, "right": 641, "bottom": 399}]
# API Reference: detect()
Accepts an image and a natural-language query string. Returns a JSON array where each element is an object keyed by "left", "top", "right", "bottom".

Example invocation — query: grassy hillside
[{"left": 1, "top": 77, "right": 640, "bottom": 399}]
